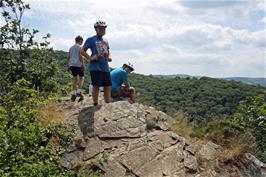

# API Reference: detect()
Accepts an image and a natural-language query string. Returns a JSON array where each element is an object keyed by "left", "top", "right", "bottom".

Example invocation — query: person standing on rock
[
  {"left": 67, "top": 35, "right": 85, "bottom": 102},
  {"left": 111, "top": 62, "right": 136, "bottom": 103},
  {"left": 81, "top": 20, "right": 112, "bottom": 106}
]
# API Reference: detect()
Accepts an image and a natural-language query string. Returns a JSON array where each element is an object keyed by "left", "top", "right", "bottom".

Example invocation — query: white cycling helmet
[
  {"left": 94, "top": 20, "right": 107, "bottom": 28},
  {"left": 123, "top": 62, "right": 134, "bottom": 71}
]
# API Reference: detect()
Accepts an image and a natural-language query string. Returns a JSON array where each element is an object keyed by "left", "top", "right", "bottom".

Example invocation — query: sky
[{"left": 1, "top": 0, "right": 266, "bottom": 77}]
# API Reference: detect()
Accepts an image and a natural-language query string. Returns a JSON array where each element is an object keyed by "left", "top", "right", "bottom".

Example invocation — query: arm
[
  {"left": 107, "top": 41, "right": 112, "bottom": 62},
  {"left": 122, "top": 71, "right": 130, "bottom": 88},
  {"left": 80, "top": 52, "right": 84, "bottom": 70},
  {"left": 107, "top": 52, "right": 112, "bottom": 62},
  {"left": 80, "top": 47, "right": 98, "bottom": 61},
  {"left": 123, "top": 82, "right": 130, "bottom": 88}
]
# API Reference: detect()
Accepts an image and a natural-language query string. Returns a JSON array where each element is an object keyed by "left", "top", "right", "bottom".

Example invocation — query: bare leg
[
  {"left": 104, "top": 86, "right": 112, "bottom": 103},
  {"left": 92, "top": 86, "right": 100, "bottom": 105},
  {"left": 72, "top": 76, "right": 79, "bottom": 93},
  {"left": 78, "top": 76, "right": 84, "bottom": 91},
  {"left": 129, "top": 87, "right": 136, "bottom": 103}
]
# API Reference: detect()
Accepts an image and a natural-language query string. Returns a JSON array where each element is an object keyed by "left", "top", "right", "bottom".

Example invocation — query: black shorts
[
  {"left": 90, "top": 71, "right": 111, "bottom": 87},
  {"left": 70, "top": 66, "right": 84, "bottom": 77}
]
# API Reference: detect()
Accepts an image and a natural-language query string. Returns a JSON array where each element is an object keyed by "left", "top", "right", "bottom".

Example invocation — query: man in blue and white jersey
[{"left": 81, "top": 20, "right": 112, "bottom": 106}]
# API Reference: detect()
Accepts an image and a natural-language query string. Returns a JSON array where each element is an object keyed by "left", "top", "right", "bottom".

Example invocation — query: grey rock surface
[{"left": 60, "top": 98, "right": 266, "bottom": 177}]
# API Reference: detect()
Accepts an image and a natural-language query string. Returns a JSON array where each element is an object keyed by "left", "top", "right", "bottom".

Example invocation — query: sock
[
  {"left": 76, "top": 89, "right": 81, "bottom": 94},
  {"left": 72, "top": 90, "right": 77, "bottom": 95}
]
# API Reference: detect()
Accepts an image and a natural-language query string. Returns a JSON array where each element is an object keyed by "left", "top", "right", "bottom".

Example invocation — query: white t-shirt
[{"left": 69, "top": 44, "right": 82, "bottom": 67}]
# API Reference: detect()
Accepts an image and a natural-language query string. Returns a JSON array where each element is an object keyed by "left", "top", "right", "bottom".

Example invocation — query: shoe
[
  {"left": 77, "top": 93, "right": 84, "bottom": 101},
  {"left": 78, "top": 94, "right": 84, "bottom": 102},
  {"left": 71, "top": 94, "right": 76, "bottom": 102}
]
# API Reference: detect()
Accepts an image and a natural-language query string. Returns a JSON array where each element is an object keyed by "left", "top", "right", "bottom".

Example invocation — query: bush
[
  {"left": 234, "top": 93, "right": 266, "bottom": 162},
  {"left": 0, "top": 79, "right": 74, "bottom": 176},
  {"left": 145, "top": 118, "right": 156, "bottom": 130}
]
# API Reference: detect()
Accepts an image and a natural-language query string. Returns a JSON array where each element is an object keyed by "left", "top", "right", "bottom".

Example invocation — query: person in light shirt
[{"left": 67, "top": 35, "right": 84, "bottom": 102}]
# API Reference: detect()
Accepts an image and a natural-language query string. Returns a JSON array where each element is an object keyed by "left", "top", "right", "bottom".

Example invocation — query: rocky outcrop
[
  {"left": 60, "top": 99, "right": 266, "bottom": 177},
  {"left": 221, "top": 153, "right": 266, "bottom": 177}
]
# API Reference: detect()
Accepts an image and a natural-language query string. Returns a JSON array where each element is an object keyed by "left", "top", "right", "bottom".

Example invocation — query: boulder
[{"left": 60, "top": 99, "right": 266, "bottom": 177}]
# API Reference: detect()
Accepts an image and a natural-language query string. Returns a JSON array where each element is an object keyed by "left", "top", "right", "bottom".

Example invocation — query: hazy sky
[{"left": 2, "top": 0, "right": 265, "bottom": 77}]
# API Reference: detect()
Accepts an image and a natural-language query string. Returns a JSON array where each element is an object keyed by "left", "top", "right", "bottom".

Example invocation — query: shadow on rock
[{"left": 78, "top": 105, "right": 102, "bottom": 136}]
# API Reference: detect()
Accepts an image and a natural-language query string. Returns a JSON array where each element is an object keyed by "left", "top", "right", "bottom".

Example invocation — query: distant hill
[
  {"left": 154, "top": 74, "right": 193, "bottom": 78},
  {"left": 221, "top": 77, "right": 266, "bottom": 87},
  {"left": 154, "top": 74, "right": 266, "bottom": 87}
]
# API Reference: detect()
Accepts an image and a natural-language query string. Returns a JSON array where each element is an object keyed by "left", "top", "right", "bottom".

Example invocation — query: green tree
[
  {"left": 0, "top": 0, "right": 76, "bottom": 175},
  {"left": 234, "top": 93, "right": 266, "bottom": 161},
  {"left": 0, "top": 79, "right": 73, "bottom": 176},
  {"left": 129, "top": 73, "right": 264, "bottom": 124},
  {"left": 0, "top": 0, "right": 37, "bottom": 82},
  {"left": 0, "top": 0, "right": 61, "bottom": 95}
]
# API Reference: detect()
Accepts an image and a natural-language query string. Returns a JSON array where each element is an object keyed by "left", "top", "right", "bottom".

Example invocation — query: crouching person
[{"left": 111, "top": 62, "right": 136, "bottom": 103}]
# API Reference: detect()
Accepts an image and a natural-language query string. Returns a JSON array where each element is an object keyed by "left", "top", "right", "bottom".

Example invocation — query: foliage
[
  {"left": 188, "top": 93, "right": 266, "bottom": 162},
  {"left": 0, "top": 79, "right": 74, "bottom": 176},
  {"left": 54, "top": 50, "right": 73, "bottom": 88},
  {"left": 171, "top": 110, "right": 192, "bottom": 139},
  {"left": 0, "top": 0, "right": 76, "bottom": 175},
  {"left": 48, "top": 124, "right": 75, "bottom": 149},
  {"left": 0, "top": 0, "right": 35, "bottom": 82},
  {"left": 145, "top": 118, "right": 156, "bottom": 130},
  {"left": 129, "top": 74, "right": 265, "bottom": 124},
  {"left": 234, "top": 93, "right": 266, "bottom": 162},
  {"left": 132, "top": 73, "right": 265, "bottom": 162},
  {"left": 0, "top": 0, "right": 65, "bottom": 96},
  {"left": 191, "top": 118, "right": 255, "bottom": 148}
]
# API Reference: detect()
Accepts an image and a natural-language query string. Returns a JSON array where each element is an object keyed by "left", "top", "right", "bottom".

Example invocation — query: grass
[
  {"left": 145, "top": 118, "right": 156, "bottom": 130},
  {"left": 38, "top": 100, "right": 64, "bottom": 127},
  {"left": 171, "top": 110, "right": 192, "bottom": 139},
  {"left": 218, "top": 144, "right": 246, "bottom": 162},
  {"left": 170, "top": 110, "right": 258, "bottom": 174}
]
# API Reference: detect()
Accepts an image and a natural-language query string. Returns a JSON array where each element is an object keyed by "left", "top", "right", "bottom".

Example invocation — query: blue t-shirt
[
  {"left": 83, "top": 35, "right": 110, "bottom": 72},
  {"left": 111, "top": 68, "right": 128, "bottom": 91}
]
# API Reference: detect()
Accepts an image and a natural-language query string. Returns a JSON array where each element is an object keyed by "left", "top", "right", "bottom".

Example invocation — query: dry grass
[
  {"left": 171, "top": 110, "right": 192, "bottom": 139},
  {"left": 50, "top": 136, "right": 61, "bottom": 146},
  {"left": 216, "top": 130, "right": 256, "bottom": 162},
  {"left": 196, "top": 138, "right": 256, "bottom": 176},
  {"left": 170, "top": 110, "right": 257, "bottom": 175},
  {"left": 218, "top": 139, "right": 255, "bottom": 163},
  {"left": 38, "top": 100, "right": 65, "bottom": 127},
  {"left": 218, "top": 145, "right": 244, "bottom": 162}
]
